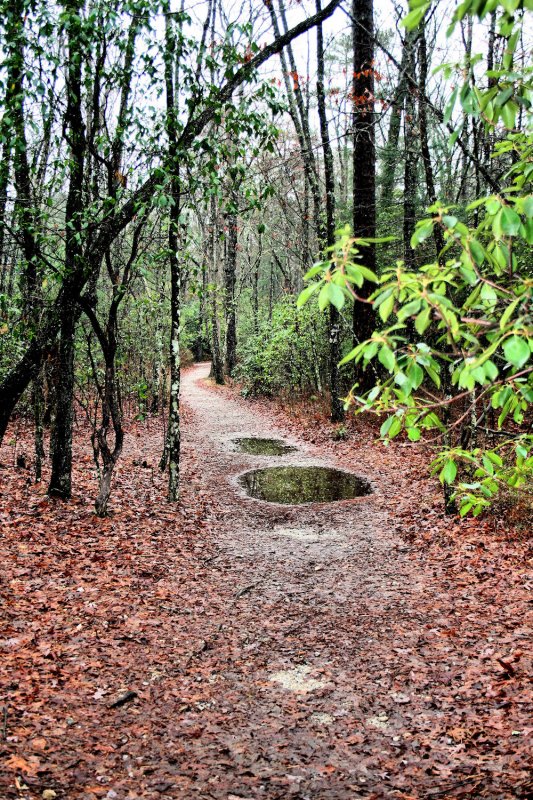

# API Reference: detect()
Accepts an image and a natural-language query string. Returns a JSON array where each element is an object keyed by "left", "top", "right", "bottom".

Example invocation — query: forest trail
[
  {"left": 181, "top": 360, "right": 418, "bottom": 629},
  {"left": 175, "top": 363, "right": 530, "bottom": 798},
  {"left": 176, "top": 362, "right": 428, "bottom": 793}
]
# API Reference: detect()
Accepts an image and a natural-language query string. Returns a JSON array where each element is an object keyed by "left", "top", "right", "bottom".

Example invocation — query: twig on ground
[{"left": 108, "top": 690, "right": 138, "bottom": 709}]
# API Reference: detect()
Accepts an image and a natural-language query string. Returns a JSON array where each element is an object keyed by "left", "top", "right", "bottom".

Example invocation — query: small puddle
[
  {"left": 239, "top": 466, "right": 372, "bottom": 505},
  {"left": 233, "top": 437, "right": 297, "bottom": 456}
]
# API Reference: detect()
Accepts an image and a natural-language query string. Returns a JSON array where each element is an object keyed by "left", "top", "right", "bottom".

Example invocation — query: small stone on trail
[
  {"left": 367, "top": 713, "right": 389, "bottom": 730},
  {"left": 269, "top": 665, "right": 327, "bottom": 694},
  {"left": 390, "top": 692, "right": 411, "bottom": 704},
  {"left": 309, "top": 712, "right": 334, "bottom": 725}
]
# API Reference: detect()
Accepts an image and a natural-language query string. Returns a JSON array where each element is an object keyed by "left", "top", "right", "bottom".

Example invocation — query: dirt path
[
  {"left": 176, "top": 364, "right": 530, "bottom": 799},
  {"left": 1, "top": 363, "right": 530, "bottom": 800}
]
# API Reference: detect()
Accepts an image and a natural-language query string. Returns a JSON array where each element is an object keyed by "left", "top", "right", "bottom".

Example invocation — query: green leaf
[
  {"left": 444, "top": 86, "right": 458, "bottom": 124},
  {"left": 339, "top": 346, "right": 360, "bottom": 366},
  {"left": 407, "top": 427, "right": 421, "bottom": 442},
  {"left": 469, "top": 238, "right": 485, "bottom": 264},
  {"left": 297, "top": 282, "right": 320, "bottom": 308},
  {"left": 499, "top": 297, "right": 520, "bottom": 330},
  {"left": 397, "top": 299, "right": 421, "bottom": 321},
  {"left": 326, "top": 282, "right": 345, "bottom": 311},
  {"left": 379, "top": 293, "right": 395, "bottom": 322},
  {"left": 501, "top": 100, "right": 518, "bottom": 129},
  {"left": 411, "top": 220, "right": 434, "bottom": 247},
  {"left": 415, "top": 307, "right": 431, "bottom": 334},
  {"left": 378, "top": 345, "right": 395, "bottom": 371},
  {"left": 503, "top": 336, "right": 530, "bottom": 369},
  {"left": 522, "top": 195, "right": 533, "bottom": 218},
  {"left": 500, "top": 206, "right": 521, "bottom": 236},
  {"left": 303, "top": 263, "right": 327, "bottom": 280},
  {"left": 484, "top": 360, "right": 499, "bottom": 381},
  {"left": 459, "top": 500, "right": 474, "bottom": 517},
  {"left": 355, "top": 265, "right": 378, "bottom": 283},
  {"left": 318, "top": 284, "right": 330, "bottom": 312},
  {"left": 363, "top": 340, "right": 379, "bottom": 361},
  {"left": 440, "top": 459, "right": 457, "bottom": 484},
  {"left": 408, "top": 362, "right": 424, "bottom": 389},
  {"left": 380, "top": 415, "right": 393, "bottom": 437},
  {"left": 388, "top": 416, "right": 402, "bottom": 438},
  {"left": 402, "top": 3, "right": 429, "bottom": 29},
  {"left": 442, "top": 215, "right": 458, "bottom": 229}
]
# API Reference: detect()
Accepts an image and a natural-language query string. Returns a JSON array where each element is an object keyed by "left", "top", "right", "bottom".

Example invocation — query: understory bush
[{"left": 235, "top": 296, "right": 331, "bottom": 396}]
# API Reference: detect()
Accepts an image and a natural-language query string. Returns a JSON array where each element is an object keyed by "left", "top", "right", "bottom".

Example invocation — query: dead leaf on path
[
  {"left": 31, "top": 737, "right": 48, "bottom": 751},
  {"left": 4, "top": 754, "right": 41, "bottom": 775},
  {"left": 447, "top": 727, "right": 473, "bottom": 743}
]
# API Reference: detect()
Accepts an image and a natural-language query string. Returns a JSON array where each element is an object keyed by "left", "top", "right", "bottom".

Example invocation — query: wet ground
[
  {"left": 175, "top": 362, "right": 531, "bottom": 799},
  {"left": 232, "top": 437, "right": 297, "bottom": 456},
  {"left": 239, "top": 465, "right": 372, "bottom": 504}
]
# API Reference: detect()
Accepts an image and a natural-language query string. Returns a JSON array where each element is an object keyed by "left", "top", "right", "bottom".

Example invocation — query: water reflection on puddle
[
  {"left": 239, "top": 465, "right": 372, "bottom": 505},
  {"left": 233, "top": 437, "right": 297, "bottom": 456}
]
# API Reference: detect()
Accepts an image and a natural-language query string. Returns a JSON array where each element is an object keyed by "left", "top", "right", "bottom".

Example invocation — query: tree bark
[
  {"left": 164, "top": 11, "right": 182, "bottom": 503},
  {"left": 352, "top": 0, "right": 377, "bottom": 392},
  {"left": 316, "top": 1, "right": 343, "bottom": 423},
  {"left": 380, "top": 44, "right": 408, "bottom": 203},
  {"left": 223, "top": 208, "right": 238, "bottom": 377},
  {"left": 418, "top": 24, "right": 444, "bottom": 257},
  {"left": 403, "top": 30, "right": 418, "bottom": 270},
  {"left": 49, "top": 0, "right": 86, "bottom": 498}
]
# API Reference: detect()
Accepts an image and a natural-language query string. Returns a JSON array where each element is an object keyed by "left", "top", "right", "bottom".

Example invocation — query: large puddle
[
  {"left": 239, "top": 466, "right": 372, "bottom": 505},
  {"left": 233, "top": 437, "right": 297, "bottom": 456}
]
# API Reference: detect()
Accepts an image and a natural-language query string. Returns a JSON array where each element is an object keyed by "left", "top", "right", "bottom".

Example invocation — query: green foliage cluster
[
  {"left": 235, "top": 294, "right": 329, "bottom": 397},
  {"left": 301, "top": 0, "right": 533, "bottom": 516}
]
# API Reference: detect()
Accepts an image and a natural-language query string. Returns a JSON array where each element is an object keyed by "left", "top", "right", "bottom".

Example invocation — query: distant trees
[{"left": 0, "top": 0, "right": 341, "bottom": 509}]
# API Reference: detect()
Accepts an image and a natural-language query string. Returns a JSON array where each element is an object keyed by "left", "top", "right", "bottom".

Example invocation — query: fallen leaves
[
  {"left": 0, "top": 372, "right": 531, "bottom": 799},
  {"left": 4, "top": 754, "right": 40, "bottom": 776}
]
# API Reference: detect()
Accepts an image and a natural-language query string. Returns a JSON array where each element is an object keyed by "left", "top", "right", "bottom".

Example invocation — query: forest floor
[{"left": 1, "top": 361, "right": 532, "bottom": 800}]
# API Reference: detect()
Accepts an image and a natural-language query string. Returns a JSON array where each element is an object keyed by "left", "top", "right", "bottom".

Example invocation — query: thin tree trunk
[
  {"left": 208, "top": 197, "right": 224, "bottom": 384},
  {"left": 269, "top": 0, "right": 324, "bottom": 244},
  {"left": 164, "top": 11, "right": 182, "bottom": 503},
  {"left": 403, "top": 30, "right": 417, "bottom": 270},
  {"left": 33, "top": 372, "right": 45, "bottom": 481},
  {"left": 49, "top": 0, "right": 86, "bottom": 498},
  {"left": 418, "top": 24, "right": 444, "bottom": 257},
  {"left": 253, "top": 232, "right": 262, "bottom": 334},
  {"left": 316, "top": 1, "right": 343, "bottom": 423},
  {"left": 223, "top": 207, "right": 238, "bottom": 377},
  {"left": 0, "top": 145, "right": 11, "bottom": 289},
  {"left": 380, "top": 43, "right": 408, "bottom": 203}
]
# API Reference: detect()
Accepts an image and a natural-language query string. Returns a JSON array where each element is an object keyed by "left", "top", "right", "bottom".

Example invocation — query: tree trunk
[
  {"left": 316, "top": 1, "right": 343, "bottom": 423},
  {"left": 403, "top": 30, "right": 418, "bottom": 270},
  {"left": 418, "top": 24, "right": 444, "bottom": 257},
  {"left": 48, "top": 0, "right": 86, "bottom": 498},
  {"left": 380, "top": 42, "right": 408, "bottom": 203},
  {"left": 352, "top": 0, "right": 377, "bottom": 392},
  {"left": 208, "top": 197, "right": 224, "bottom": 384},
  {"left": 164, "top": 11, "right": 182, "bottom": 503},
  {"left": 33, "top": 372, "right": 45, "bottom": 481},
  {"left": 223, "top": 208, "right": 238, "bottom": 377}
]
